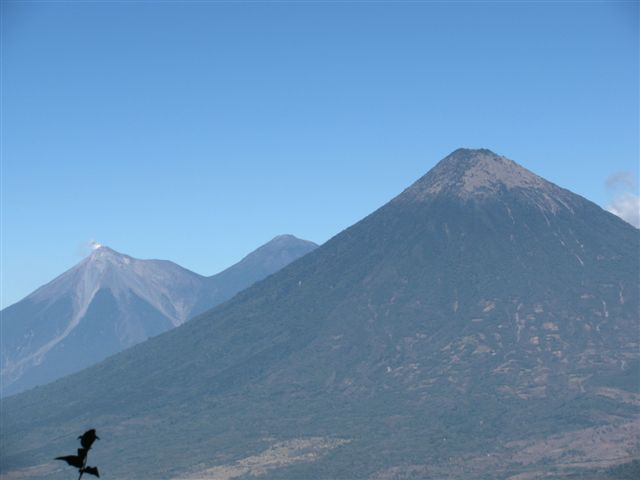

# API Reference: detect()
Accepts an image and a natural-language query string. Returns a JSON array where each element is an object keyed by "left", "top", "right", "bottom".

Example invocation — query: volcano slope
[{"left": 1, "top": 149, "right": 638, "bottom": 479}]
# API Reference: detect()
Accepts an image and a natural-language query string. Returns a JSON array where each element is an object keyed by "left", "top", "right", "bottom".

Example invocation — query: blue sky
[{"left": 1, "top": 1, "right": 638, "bottom": 308}]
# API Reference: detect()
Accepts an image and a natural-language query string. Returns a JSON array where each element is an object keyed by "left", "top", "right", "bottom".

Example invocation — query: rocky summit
[
  {"left": 398, "top": 148, "right": 576, "bottom": 208},
  {"left": 1, "top": 149, "right": 637, "bottom": 480}
]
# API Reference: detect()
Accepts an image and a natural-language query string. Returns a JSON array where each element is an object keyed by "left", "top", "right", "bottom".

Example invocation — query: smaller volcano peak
[
  {"left": 268, "top": 234, "right": 317, "bottom": 247},
  {"left": 397, "top": 148, "right": 554, "bottom": 203},
  {"left": 89, "top": 244, "right": 118, "bottom": 257},
  {"left": 271, "top": 234, "right": 298, "bottom": 243},
  {"left": 247, "top": 235, "right": 318, "bottom": 258},
  {"left": 86, "top": 245, "right": 133, "bottom": 268}
]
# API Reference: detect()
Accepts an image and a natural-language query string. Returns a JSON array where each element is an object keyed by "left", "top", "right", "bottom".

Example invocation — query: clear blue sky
[{"left": 1, "top": 1, "right": 638, "bottom": 308}]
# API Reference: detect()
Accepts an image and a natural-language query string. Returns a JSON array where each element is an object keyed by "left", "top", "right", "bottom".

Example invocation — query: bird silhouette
[
  {"left": 78, "top": 429, "right": 100, "bottom": 450},
  {"left": 55, "top": 430, "right": 100, "bottom": 479},
  {"left": 55, "top": 448, "right": 87, "bottom": 469}
]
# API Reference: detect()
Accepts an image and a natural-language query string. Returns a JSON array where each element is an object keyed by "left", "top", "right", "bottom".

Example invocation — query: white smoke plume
[
  {"left": 605, "top": 171, "right": 640, "bottom": 228},
  {"left": 90, "top": 240, "right": 103, "bottom": 250},
  {"left": 74, "top": 240, "right": 104, "bottom": 259}
]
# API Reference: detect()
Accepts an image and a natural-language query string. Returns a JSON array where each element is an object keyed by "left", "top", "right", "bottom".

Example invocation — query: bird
[
  {"left": 55, "top": 448, "right": 87, "bottom": 469},
  {"left": 78, "top": 429, "right": 100, "bottom": 450},
  {"left": 55, "top": 430, "right": 100, "bottom": 479}
]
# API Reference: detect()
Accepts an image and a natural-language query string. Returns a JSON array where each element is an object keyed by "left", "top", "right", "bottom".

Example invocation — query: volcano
[
  {"left": 1, "top": 149, "right": 638, "bottom": 479},
  {"left": 1, "top": 235, "right": 317, "bottom": 396}
]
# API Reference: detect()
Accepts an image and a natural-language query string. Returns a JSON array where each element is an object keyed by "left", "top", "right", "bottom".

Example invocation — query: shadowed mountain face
[
  {"left": 0, "top": 236, "right": 317, "bottom": 397},
  {"left": 1, "top": 149, "right": 638, "bottom": 479}
]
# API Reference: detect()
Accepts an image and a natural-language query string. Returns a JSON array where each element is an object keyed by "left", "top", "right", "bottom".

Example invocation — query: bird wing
[
  {"left": 55, "top": 455, "right": 83, "bottom": 469},
  {"left": 83, "top": 466, "right": 100, "bottom": 478}
]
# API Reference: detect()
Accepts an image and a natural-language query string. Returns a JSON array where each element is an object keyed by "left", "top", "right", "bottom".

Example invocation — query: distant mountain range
[
  {"left": 1, "top": 149, "right": 638, "bottom": 480},
  {"left": 0, "top": 235, "right": 317, "bottom": 396}
]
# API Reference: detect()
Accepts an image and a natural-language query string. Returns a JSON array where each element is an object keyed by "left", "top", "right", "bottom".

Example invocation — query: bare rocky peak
[
  {"left": 268, "top": 234, "right": 317, "bottom": 247},
  {"left": 245, "top": 234, "right": 318, "bottom": 258},
  {"left": 29, "top": 245, "right": 205, "bottom": 326},
  {"left": 87, "top": 245, "right": 133, "bottom": 265},
  {"left": 397, "top": 148, "right": 578, "bottom": 213}
]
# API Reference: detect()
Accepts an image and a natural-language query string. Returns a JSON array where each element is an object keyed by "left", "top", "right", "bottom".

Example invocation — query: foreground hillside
[{"left": 1, "top": 149, "right": 638, "bottom": 479}]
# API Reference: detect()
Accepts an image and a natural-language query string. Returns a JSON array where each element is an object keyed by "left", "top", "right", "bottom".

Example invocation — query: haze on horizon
[{"left": 1, "top": 1, "right": 638, "bottom": 308}]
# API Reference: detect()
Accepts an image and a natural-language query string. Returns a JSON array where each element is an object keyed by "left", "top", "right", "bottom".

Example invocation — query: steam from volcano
[{"left": 605, "top": 171, "right": 640, "bottom": 228}]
